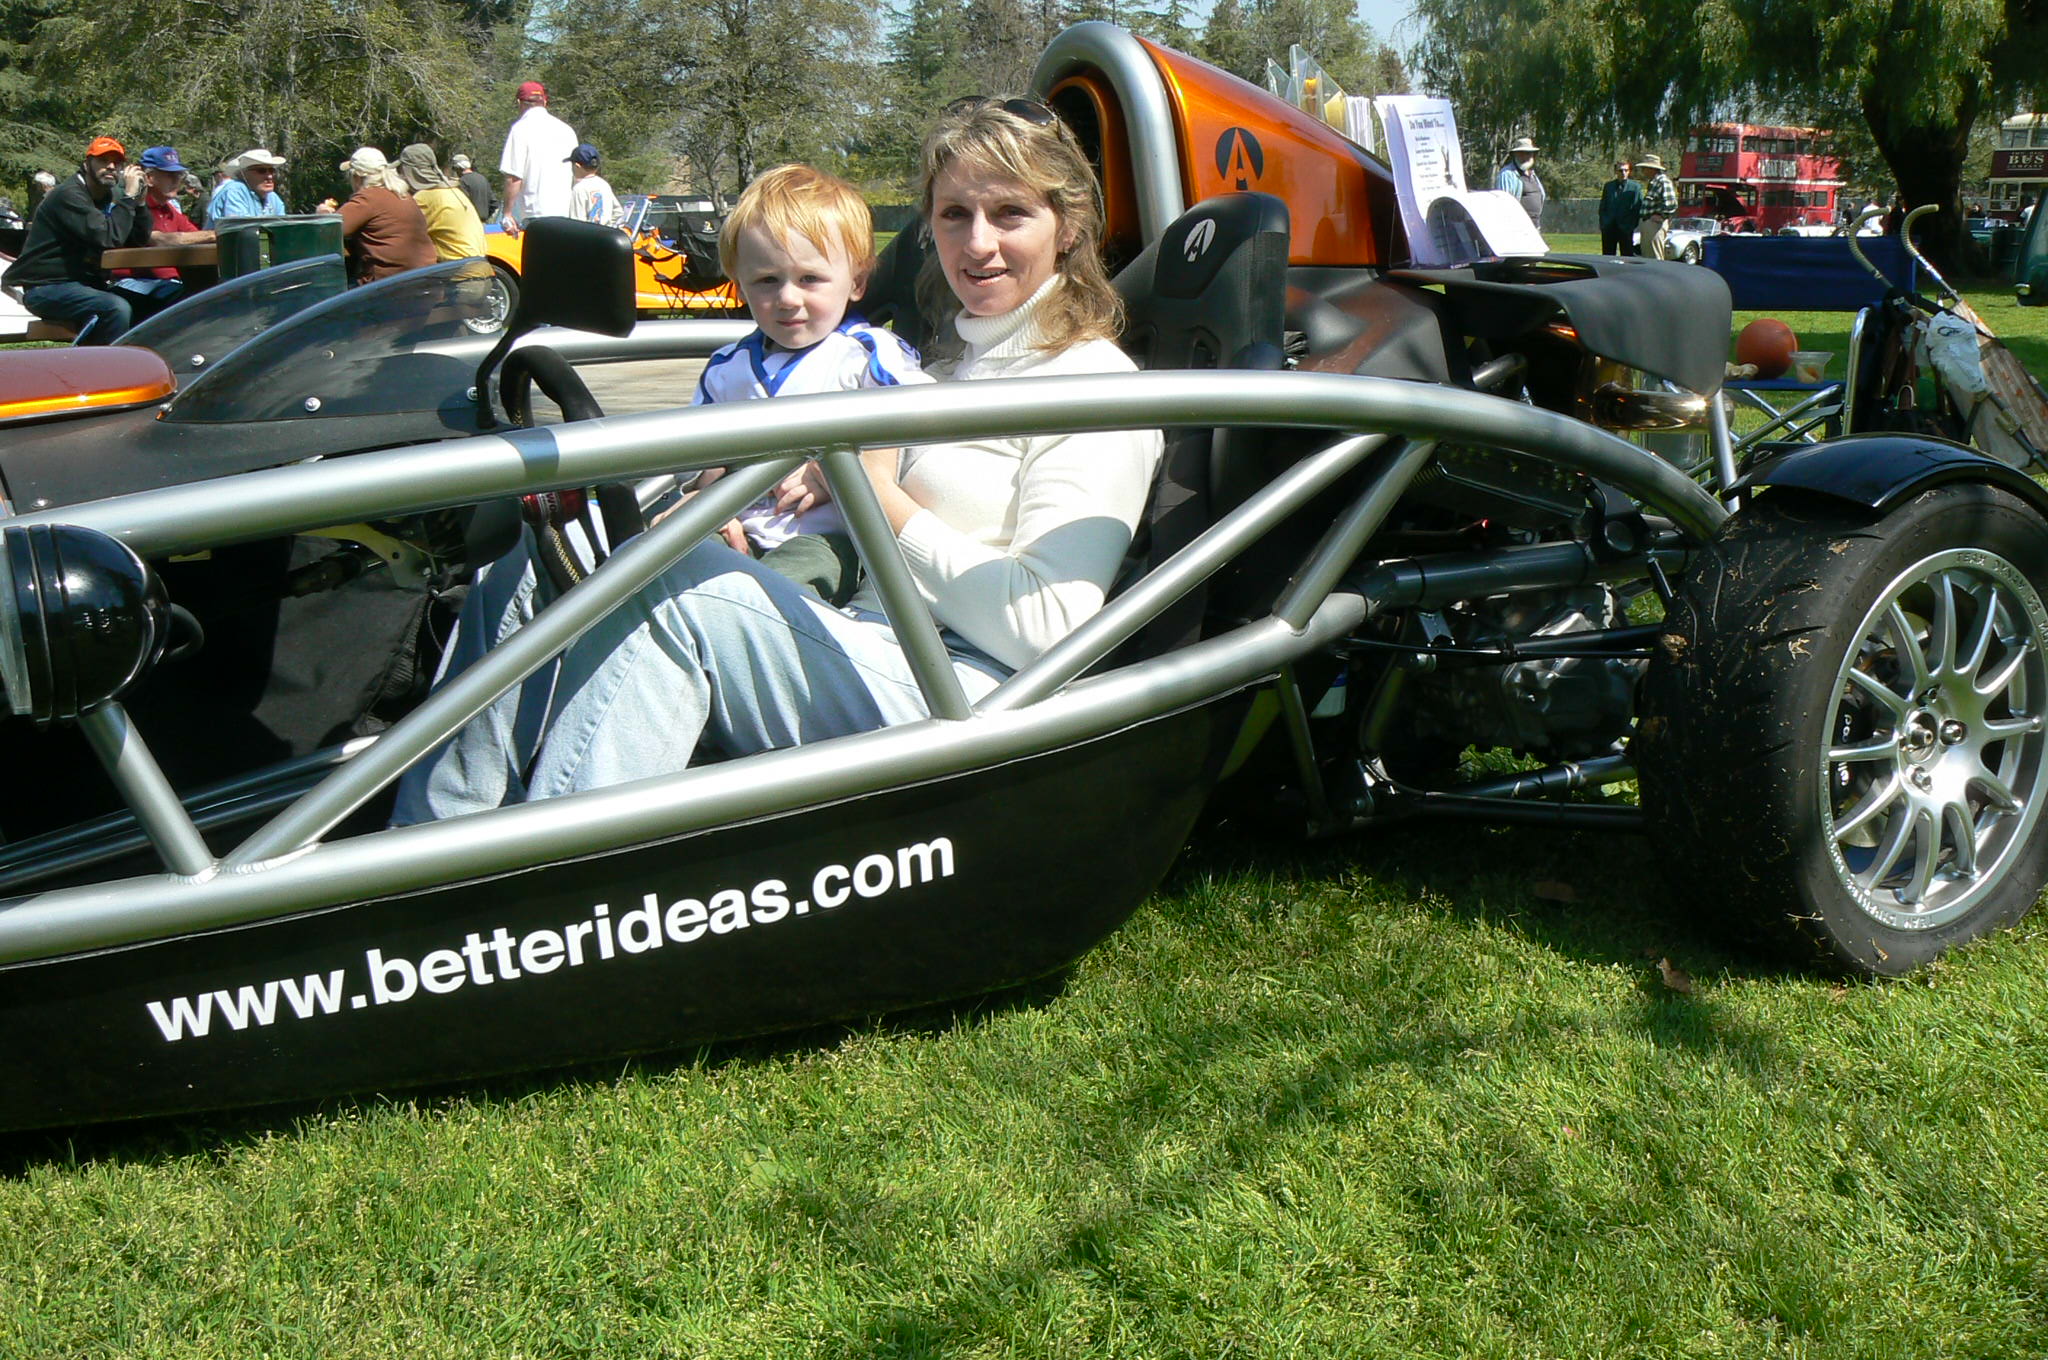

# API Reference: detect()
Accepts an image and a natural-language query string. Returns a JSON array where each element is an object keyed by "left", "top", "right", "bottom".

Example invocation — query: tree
[
  {"left": 1197, "top": 0, "right": 1406, "bottom": 99},
  {"left": 1410, "top": 0, "right": 2048, "bottom": 270},
  {"left": 670, "top": 0, "right": 881, "bottom": 196},
  {"left": 25, "top": 0, "right": 514, "bottom": 208},
  {"left": 0, "top": 0, "right": 82, "bottom": 195}
]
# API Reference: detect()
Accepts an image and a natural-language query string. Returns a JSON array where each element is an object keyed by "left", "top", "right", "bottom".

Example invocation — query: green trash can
[{"left": 213, "top": 214, "right": 344, "bottom": 279}]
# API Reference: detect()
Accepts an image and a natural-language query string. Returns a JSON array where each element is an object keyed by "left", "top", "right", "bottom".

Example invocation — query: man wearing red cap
[
  {"left": 498, "top": 79, "right": 578, "bottom": 236},
  {"left": 1, "top": 135, "right": 164, "bottom": 344}
]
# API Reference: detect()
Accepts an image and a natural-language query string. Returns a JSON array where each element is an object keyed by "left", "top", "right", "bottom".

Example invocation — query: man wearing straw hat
[
  {"left": 1495, "top": 136, "right": 1546, "bottom": 228},
  {"left": 1636, "top": 153, "right": 1679, "bottom": 259}
]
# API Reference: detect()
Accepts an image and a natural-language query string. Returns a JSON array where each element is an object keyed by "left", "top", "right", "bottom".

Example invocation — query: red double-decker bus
[{"left": 1678, "top": 124, "right": 1846, "bottom": 233}]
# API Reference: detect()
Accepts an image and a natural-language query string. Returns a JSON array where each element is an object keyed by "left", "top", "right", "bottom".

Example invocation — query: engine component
[{"left": 1396, "top": 585, "right": 1642, "bottom": 761}]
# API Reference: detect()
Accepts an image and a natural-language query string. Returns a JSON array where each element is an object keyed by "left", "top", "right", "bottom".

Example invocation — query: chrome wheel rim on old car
[{"left": 1823, "top": 548, "right": 2048, "bottom": 929}]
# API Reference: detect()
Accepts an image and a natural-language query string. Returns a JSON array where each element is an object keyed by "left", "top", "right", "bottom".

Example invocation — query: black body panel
[
  {"left": 1391, "top": 253, "right": 1732, "bottom": 396},
  {"left": 0, "top": 700, "right": 1243, "bottom": 1131},
  {"left": 1745, "top": 434, "right": 2048, "bottom": 518},
  {"left": 0, "top": 407, "right": 485, "bottom": 513},
  {"left": 1286, "top": 269, "right": 1466, "bottom": 386}
]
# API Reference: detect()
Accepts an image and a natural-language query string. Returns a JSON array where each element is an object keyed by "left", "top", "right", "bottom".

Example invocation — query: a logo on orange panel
[{"left": 1215, "top": 127, "right": 1265, "bottom": 190}]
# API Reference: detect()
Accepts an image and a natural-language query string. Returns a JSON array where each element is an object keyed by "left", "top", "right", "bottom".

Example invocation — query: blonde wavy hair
[
  {"left": 915, "top": 98, "right": 1123, "bottom": 355},
  {"left": 719, "top": 164, "right": 876, "bottom": 283}
]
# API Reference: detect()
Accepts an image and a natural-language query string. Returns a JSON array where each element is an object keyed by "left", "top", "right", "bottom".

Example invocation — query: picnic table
[{"left": 102, "top": 243, "right": 219, "bottom": 271}]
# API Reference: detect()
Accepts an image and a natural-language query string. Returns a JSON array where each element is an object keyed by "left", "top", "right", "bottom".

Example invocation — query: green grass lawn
[{"left": 6, "top": 817, "right": 2048, "bottom": 1357}]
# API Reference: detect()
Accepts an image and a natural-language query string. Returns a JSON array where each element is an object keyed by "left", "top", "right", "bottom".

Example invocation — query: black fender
[{"left": 1740, "top": 433, "right": 2048, "bottom": 520}]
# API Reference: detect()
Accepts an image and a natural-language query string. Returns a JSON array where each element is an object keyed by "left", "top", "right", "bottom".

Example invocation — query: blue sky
[{"left": 1355, "top": 0, "right": 1423, "bottom": 50}]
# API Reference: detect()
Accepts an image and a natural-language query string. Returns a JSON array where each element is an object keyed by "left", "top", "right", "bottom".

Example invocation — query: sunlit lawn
[{"left": 4, "top": 820, "right": 2047, "bottom": 1357}]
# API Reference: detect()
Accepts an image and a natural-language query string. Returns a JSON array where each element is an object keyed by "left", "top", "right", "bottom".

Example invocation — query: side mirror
[
  {"left": 474, "top": 217, "right": 637, "bottom": 427},
  {"left": 511, "top": 217, "right": 638, "bottom": 338}
]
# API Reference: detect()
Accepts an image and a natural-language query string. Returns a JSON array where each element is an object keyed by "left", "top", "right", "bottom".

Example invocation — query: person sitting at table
[
  {"left": 107, "top": 145, "right": 214, "bottom": 308},
  {"left": 396, "top": 144, "right": 487, "bottom": 262},
  {"left": 333, "top": 146, "right": 435, "bottom": 284},
  {"left": 207, "top": 148, "right": 289, "bottom": 223},
  {"left": 1, "top": 135, "right": 166, "bottom": 344}
]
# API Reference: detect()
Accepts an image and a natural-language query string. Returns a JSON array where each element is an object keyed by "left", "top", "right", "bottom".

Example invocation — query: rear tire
[{"left": 1638, "top": 485, "right": 2048, "bottom": 974}]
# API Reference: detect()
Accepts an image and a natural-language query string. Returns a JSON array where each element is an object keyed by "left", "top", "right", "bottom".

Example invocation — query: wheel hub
[
  {"left": 1901, "top": 709, "right": 1940, "bottom": 762},
  {"left": 1822, "top": 550, "right": 2048, "bottom": 930}
]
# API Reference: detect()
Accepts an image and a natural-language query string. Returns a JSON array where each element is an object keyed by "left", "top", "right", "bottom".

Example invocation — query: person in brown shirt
[{"left": 335, "top": 146, "right": 435, "bottom": 284}]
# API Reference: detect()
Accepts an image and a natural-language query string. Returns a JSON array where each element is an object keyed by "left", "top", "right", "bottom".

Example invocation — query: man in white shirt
[{"left": 497, "top": 80, "right": 577, "bottom": 235}]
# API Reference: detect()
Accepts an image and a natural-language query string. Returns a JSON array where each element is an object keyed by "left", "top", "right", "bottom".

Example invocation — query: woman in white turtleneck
[{"left": 396, "top": 99, "right": 1160, "bottom": 818}]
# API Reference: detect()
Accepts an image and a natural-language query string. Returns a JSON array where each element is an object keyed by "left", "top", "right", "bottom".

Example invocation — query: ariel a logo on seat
[
  {"left": 1215, "top": 127, "right": 1265, "bottom": 190},
  {"left": 1184, "top": 218, "right": 1217, "bottom": 261}
]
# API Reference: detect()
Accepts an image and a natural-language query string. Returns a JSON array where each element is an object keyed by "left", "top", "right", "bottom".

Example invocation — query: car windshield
[
  {"left": 116, "top": 256, "right": 349, "bottom": 387},
  {"left": 1671, "top": 218, "right": 1719, "bottom": 233},
  {"left": 163, "top": 258, "right": 503, "bottom": 426}
]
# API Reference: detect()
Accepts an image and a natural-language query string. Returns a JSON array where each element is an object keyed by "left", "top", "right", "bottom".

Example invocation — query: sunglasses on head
[{"left": 945, "top": 96, "right": 1059, "bottom": 128}]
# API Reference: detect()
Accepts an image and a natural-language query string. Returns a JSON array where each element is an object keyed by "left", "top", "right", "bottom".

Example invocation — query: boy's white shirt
[
  {"left": 570, "top": 173, "right": 623, "bottom": 228},
  {"left": 693, "top": 319, "right": 934, "bottom": 548}
]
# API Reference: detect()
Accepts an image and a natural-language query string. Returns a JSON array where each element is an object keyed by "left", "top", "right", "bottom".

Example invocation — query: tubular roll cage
[{"left": 0, "top": 366, "right": 1727, "bottom": 966}]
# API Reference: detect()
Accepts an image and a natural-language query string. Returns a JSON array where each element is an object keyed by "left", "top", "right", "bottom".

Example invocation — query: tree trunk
[{"left": 1861, "top": 77, "right": 1979, "bottom": 278}]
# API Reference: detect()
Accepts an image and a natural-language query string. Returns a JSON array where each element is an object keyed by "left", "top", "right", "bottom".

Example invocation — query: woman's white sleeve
[{"left": 895, "top": 426, "right": 1162, "bottom": 670}]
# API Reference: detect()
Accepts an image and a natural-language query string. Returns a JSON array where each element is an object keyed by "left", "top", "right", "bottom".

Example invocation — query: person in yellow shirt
[{"left": 396, "top": 144, "right": 487, "bottom": 261}]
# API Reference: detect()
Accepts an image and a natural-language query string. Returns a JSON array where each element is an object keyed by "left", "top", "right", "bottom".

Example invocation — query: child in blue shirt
[{"left": 688, "top": 164, "right": 931, "bottom": 603}]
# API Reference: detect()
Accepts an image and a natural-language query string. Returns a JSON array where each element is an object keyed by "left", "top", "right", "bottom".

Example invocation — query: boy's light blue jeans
[{"left": 391, "top": 534, "right": 1004, "bottom": 824}]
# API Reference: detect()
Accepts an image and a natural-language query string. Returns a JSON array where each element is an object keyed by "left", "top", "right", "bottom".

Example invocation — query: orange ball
[{"left": 1736, "top": 318, "right": 1799, "bottom": 379}]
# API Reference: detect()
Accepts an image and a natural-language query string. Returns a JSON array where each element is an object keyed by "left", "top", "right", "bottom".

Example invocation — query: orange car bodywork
[
  {"left": 0, "top": 347, "right": 176, "bottom": 426},
  {"left": 1049, "top": 38, "right": 1403, "bottom": 269},
  {"left": 484, "top": 227, "right": 742, "bottom": 317}
]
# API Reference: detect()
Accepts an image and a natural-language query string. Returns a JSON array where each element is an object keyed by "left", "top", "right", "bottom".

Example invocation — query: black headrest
[
  {"left": 1117, "top": 193, "right": 1291, "bottom": 371},
  {"left": 861, "top": 228, "right": 931, "bottom": 354}
]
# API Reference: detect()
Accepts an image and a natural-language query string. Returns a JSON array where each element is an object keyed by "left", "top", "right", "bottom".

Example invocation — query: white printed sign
[{"left": 1377, "top": 95, "right": 1548, "bottom": 266}]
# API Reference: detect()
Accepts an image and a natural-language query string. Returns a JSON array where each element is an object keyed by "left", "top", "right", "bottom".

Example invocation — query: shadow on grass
[{"left": 787, "top": 823, "right": 1814, "bottom": 1358}]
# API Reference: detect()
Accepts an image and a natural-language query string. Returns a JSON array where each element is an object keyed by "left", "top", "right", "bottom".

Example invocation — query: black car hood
[{"left": 1390, "top": 253, "right": 1733, "bottom": 396}]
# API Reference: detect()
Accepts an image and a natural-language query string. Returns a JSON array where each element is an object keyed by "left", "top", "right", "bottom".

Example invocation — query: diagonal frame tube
[
  {"left": 0, "top": 368, "right": 1738, "bottom": 960},
  {"left": 227, "top": 457, "right": 794, "bottom": 866},
  {"left": 987, "top": 433, "right": 1392, "bottom": 713},
  {"left": 820, "top": 446, "right": 971, "bottom": 721}
]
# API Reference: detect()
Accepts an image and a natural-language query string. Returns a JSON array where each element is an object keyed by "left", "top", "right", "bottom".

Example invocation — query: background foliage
[
  {"left": 0, "top": 0, "right": 2036, "bottom": 261},
  {"left": 1411, "top": 0, "right": 2048, "bottom": 267},
  {"left": 0, "top": 0, "right": 1401, "bottom": 212}
]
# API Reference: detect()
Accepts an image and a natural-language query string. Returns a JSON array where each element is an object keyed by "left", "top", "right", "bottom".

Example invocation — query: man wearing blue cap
[
  {"left": 108, "top": 145, "right": 214, "bottom": 306},
  {"left": 566, "top": 143, "right": 623, "bottom": 229}
]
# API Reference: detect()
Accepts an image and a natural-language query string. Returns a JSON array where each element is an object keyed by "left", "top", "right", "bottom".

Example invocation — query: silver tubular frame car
[
  {"left": 0, "top": 365, "right": 1727, "bottom": 966},
  {"left": 1032, "top": 22, "right": 1186, "bottom": 244}
]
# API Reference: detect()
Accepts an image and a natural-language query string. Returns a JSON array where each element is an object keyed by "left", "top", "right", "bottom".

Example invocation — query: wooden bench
[{"left": 24, "top": 320, "right": 77, "bottom": 342}]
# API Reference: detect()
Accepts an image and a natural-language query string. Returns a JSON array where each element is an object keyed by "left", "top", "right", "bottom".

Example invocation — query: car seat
[{"left": 1109, "top": 192, "right": 1290, "bottom": 659}]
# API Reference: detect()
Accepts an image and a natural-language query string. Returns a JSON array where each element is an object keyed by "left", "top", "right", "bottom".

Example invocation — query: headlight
[{"left": 1, "top": 525, "right": 169, "bottom": 724}]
